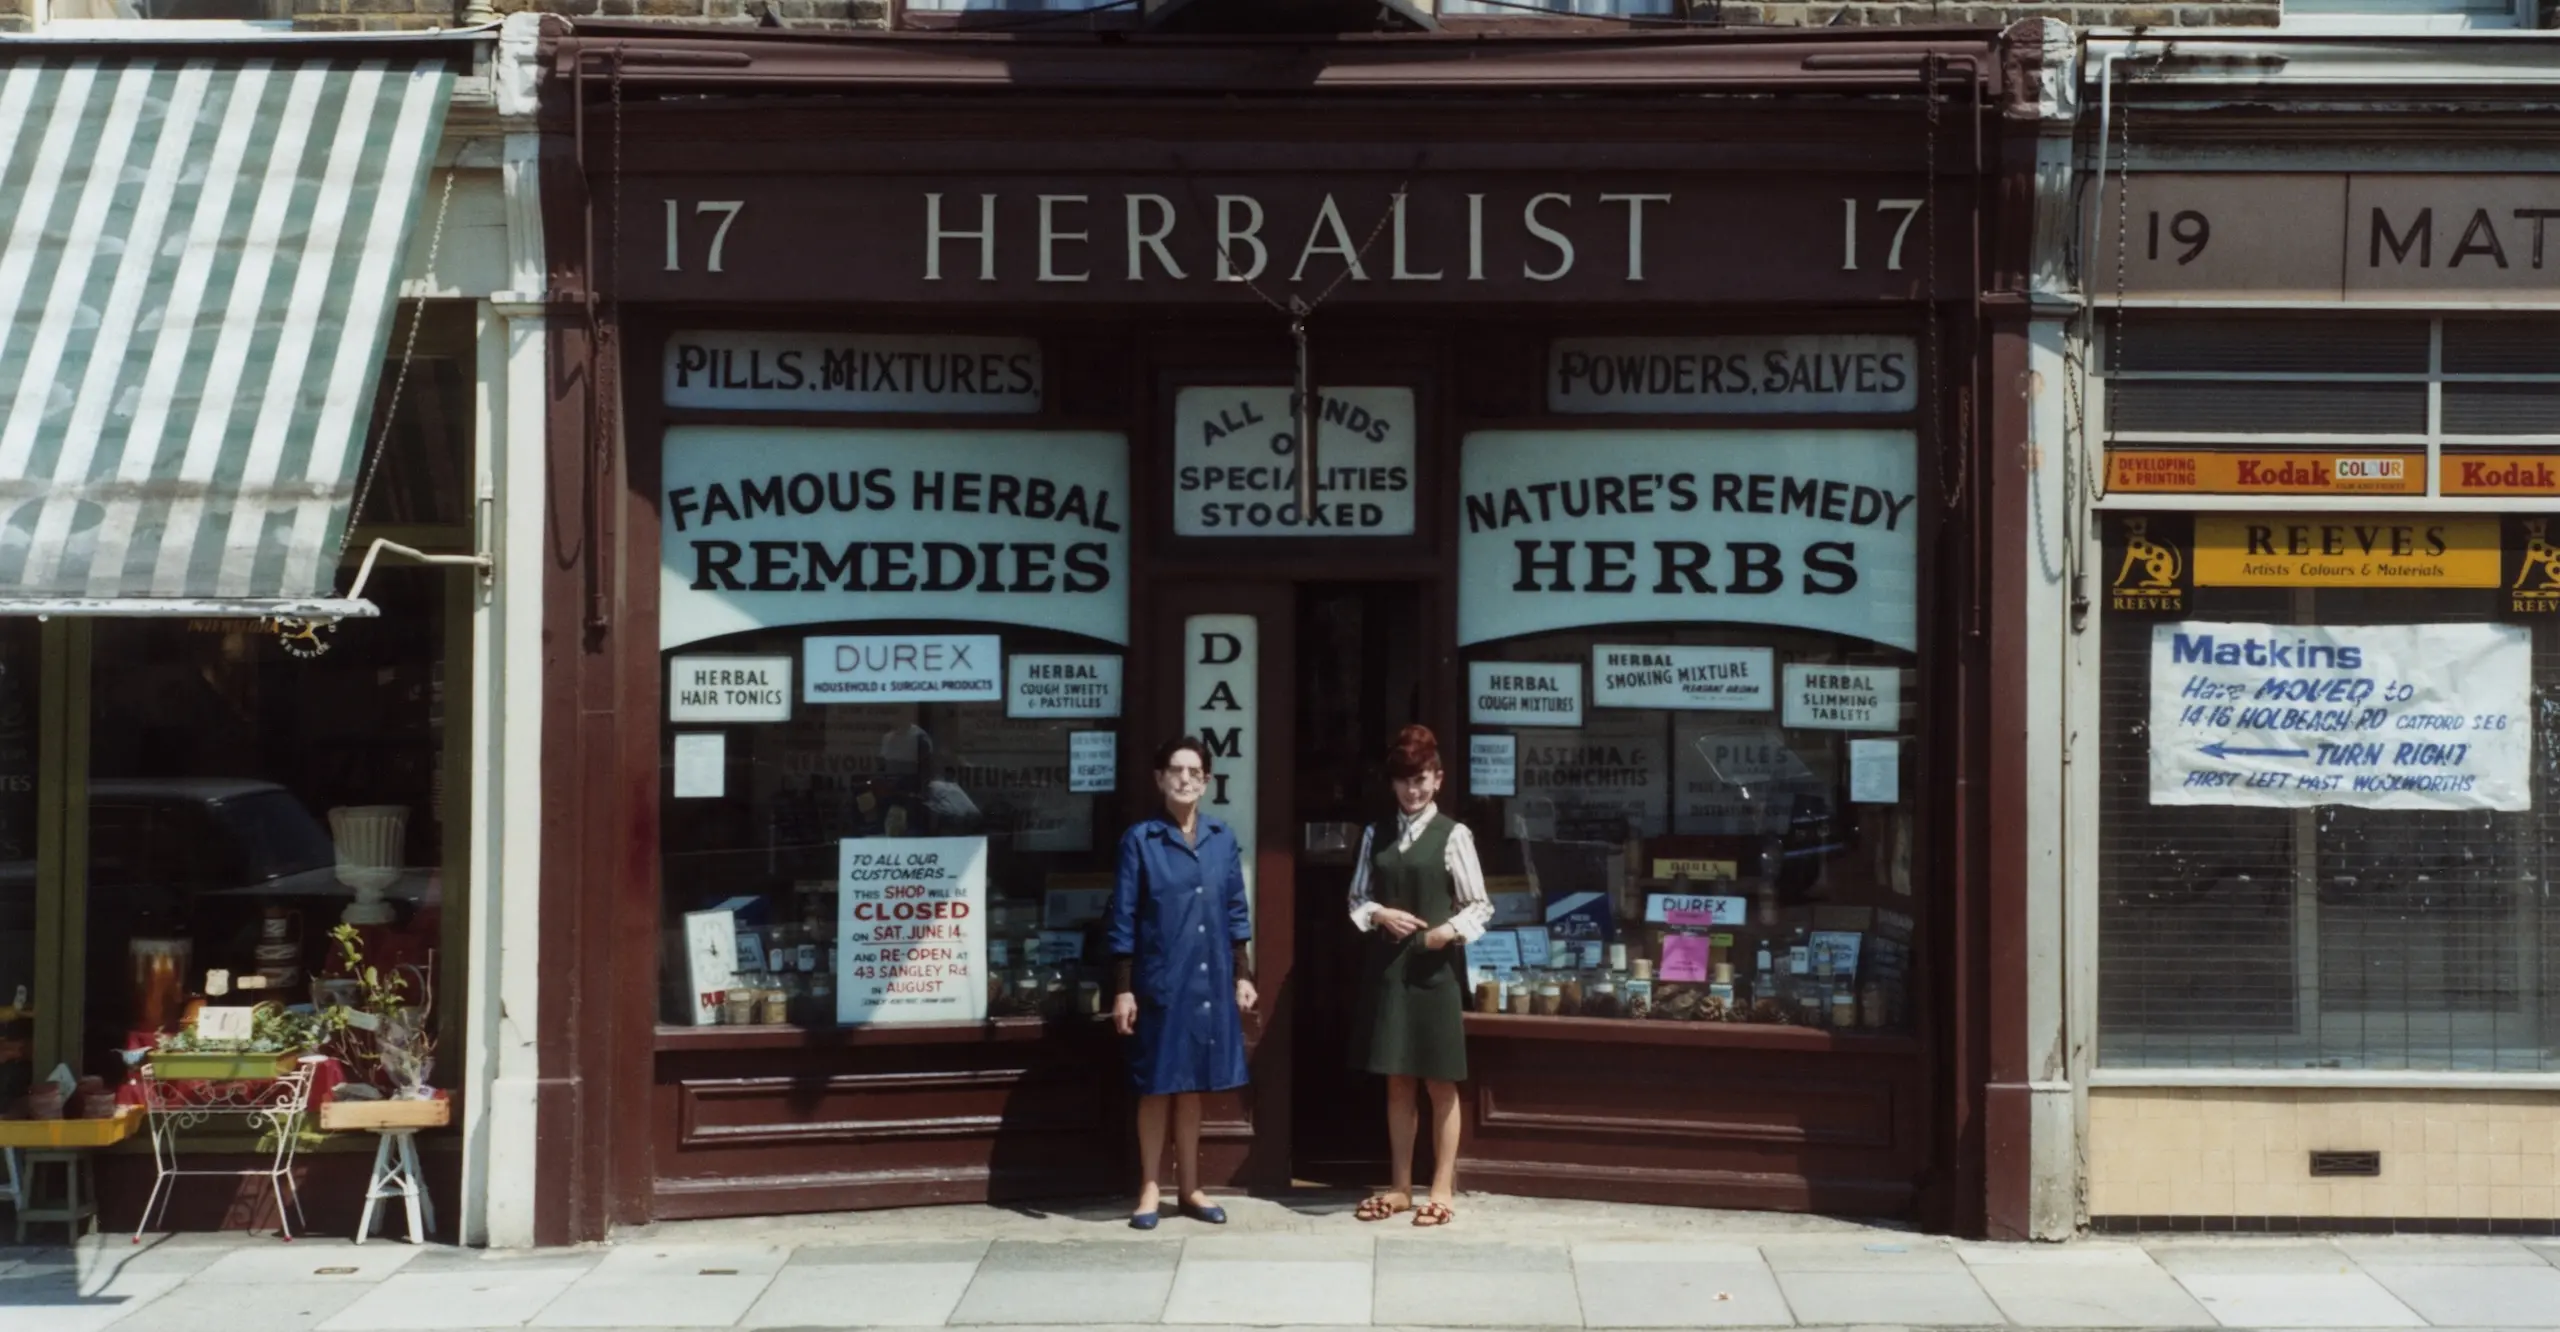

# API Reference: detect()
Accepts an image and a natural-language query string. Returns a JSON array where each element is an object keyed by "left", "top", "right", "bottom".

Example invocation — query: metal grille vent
[{"left": 2309, "top": 1151, "right": 2383, "bottom": 1179}]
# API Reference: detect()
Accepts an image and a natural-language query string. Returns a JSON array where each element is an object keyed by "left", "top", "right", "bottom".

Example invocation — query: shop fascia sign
[
  {"left": 2100, "top": 172, "right": 2560, "bottom": 300},
  {"left": 1456, "top": 429, "right": 1920, "bottom": 651},
  {"left": 664, "top": 332, "right": 1040, "bottom": 413}
]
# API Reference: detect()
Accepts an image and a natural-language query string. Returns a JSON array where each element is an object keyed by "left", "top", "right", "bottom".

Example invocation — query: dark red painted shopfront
[{"left": 531, "top": 20, "right": 2048, "bottom": 1247}]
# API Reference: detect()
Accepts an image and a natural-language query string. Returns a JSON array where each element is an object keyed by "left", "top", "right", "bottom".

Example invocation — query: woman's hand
[
  {"left": 1420, "top": 924, "right": 1458, "bottom": 951},
  {"left": 1375, "top": 907, "right": 1427, "bottom": 939},
  {"left": 1113, "top": 991, "right": 1138, "bottom": 1036},
  {"left": 1235, "top": 978, "right": 1258, "bottom": 1012}
]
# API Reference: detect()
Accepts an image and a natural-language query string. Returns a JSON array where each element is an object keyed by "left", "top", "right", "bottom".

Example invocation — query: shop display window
[
  {"left": 2097, "top": 531, "right": 2560, "bottom": 1071},
  {"left": 656, "top": 624, "right": 1126, "bottom": 1029},
  {"left": 0, "top": 622, "right": 35, "bottom": 1108},
  {"left": 82, "top": 568, "right": 458, "bottom": 1084}
]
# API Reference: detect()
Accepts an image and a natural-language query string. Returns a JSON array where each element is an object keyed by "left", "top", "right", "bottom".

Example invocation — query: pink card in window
[{"left": 1659, "top": 935, "right": 1711, "bottom": 984}]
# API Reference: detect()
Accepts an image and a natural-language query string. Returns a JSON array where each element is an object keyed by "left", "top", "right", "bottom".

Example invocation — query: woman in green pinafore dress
[{"left": 1347, "top": 726, "right": 1493, "bottom": 1229}]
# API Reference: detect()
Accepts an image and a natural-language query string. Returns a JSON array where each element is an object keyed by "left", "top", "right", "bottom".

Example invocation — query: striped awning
[{"left": 0, "top": 51, "right": 455, "bottom": 616}]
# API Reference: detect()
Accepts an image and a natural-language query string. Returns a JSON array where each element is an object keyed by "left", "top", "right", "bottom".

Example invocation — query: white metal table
[{"left": 134, "top": 1055, "right": 324, "bottom": 1241}]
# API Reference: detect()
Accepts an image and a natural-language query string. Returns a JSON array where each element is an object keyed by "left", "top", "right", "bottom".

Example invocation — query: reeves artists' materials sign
[
  {"left": 660, "top": 427, "right": 1129, "bottom": 650},
  {"left": 1172, "top": 387, "right": 1416, "bottom": 535},
  {"left": 2148, "top": 621, "right": 2530, "bottom": 812},
  {"left": 1458, "top": 430, "right": 1918, "bottom": 651},
  {"left": 1007, "top": 654, "right": 1121, "bottom": 718},
  {"left": 1591, "top": 645, "right": 1772, "bottom": 711},
  {"left": 804, "top": 635, "right": 1001, "bottom": 703},
  {"left": 1783, "top": 664, "right": 1900, "bottom": 730},
  {"left": 668, "top": 655, "right": 793, "bottom": 723},
  {"left": 1549, "top": 336, "right": 1917, "bottom": 415},
  {"left": 2193, "top": 517, "right": 2501, "bottom": 588},
  {"left": 838, "top": 837, "right": 989, "bottom": 1024},
  {"left": 663, "top": 333, "right": 1040, "bottom": 413},
  {"left": 2098, "top": 172, "right": 2560, "bottom": 302},
  {"left": 1470, "top": 661, "right": 1583, "bottom": 727}
]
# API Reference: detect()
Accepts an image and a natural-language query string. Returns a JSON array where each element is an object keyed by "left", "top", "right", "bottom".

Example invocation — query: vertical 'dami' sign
[{"left": 1184, "top": 616, "right": 1258, "bottom": 922}]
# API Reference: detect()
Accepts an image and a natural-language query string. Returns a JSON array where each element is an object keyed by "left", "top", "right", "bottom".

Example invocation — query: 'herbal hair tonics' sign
[
  {"left": 660, "top": 427, "right": 1130, "bottom": 649},
  {"left": 1456, "top": 430, "right": 1918, "bottom": 651}
]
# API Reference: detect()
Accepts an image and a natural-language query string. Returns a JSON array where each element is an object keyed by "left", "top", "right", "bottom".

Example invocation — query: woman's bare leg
[
  {"left": 1135, "top": 1094, "right": 1169, "bottom": 1216},
  {"left": 1173, "top": 1092, "right": 1208, "bottom": 1207},
  {"left": 1425, "top": 1079, "right": 1462, "bottom": 1206},
  {"left": 1385, "top": 1075, "right": 1419, "bottom": 1206}
]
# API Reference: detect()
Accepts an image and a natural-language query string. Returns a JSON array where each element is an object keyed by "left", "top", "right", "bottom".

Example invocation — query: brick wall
[{"left": 293, "top": 0, "right": 467, "bottom": 32}]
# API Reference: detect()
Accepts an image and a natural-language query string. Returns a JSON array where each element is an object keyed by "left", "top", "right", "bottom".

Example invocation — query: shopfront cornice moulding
[{"left": 2082, "top": 33, "right": 2560, "bottom": 90}]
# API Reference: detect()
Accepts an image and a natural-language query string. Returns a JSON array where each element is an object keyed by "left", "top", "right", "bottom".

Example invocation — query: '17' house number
[{"left": 666, "top": 199, "right": 746, "bottom": 273}]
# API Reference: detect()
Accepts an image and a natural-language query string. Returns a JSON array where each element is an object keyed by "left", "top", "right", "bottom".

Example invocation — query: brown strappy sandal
[
  {"left": 1355, "top": 1192, "right": 1413, "bottom": 1222},
  {"left": 1412, "top": 1200, "right": 1455, "bottom": 1228}
]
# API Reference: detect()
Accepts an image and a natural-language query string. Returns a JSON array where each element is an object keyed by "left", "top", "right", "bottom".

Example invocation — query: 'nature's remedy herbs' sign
[
  {"left": 660, "top": 427, "right": 1130, "bottom": 649},
  {"left": 1457, "top": 430, "right": 1919, "bottom": 650}
]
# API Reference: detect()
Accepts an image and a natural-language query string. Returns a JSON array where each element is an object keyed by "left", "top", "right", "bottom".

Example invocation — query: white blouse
[{"left": 1346, "top": 804, "right": 1495, "bottom": 944}]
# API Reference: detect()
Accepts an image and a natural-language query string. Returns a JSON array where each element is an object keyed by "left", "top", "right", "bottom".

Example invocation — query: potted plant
[
  {"left": 315, "top": 925, "right": 448, "bottom": 1130},
  {"left": 148, "top": 1002, "right": 331, "bottom": 1080}
]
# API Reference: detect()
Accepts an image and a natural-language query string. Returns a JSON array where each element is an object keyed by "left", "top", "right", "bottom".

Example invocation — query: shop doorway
[{"left": 1288, "top": 581, "right": 1427, "bottom": 1183}]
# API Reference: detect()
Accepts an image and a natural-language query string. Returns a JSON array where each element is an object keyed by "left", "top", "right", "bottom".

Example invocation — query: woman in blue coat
[{"left": 1108, "top": 736, "right": 1256, "bottom": 1230}]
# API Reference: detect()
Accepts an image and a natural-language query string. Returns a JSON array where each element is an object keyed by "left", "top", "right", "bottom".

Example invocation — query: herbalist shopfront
[{"left": 534, "top": 23, "right": 2046, "bottom": 1244}]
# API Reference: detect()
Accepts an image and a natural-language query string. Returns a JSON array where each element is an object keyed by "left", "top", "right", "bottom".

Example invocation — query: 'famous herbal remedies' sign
[
  {"left": 1457, "top": 430, "right": 1918, "bottom": 650},
  {"left": 838, "top": 837, "right": 989, "bottom": 1025},
  {"left": 2149, "top": 621, "right": 2531, "bottom": 812},
  {"left": 660, "top": 427, "right": 1129, "bottom": 650}
]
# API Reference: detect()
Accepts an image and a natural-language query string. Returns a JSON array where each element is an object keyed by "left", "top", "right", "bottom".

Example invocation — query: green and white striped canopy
[{"left": 0, "top": 52, "right": 453, "bottom": 613}]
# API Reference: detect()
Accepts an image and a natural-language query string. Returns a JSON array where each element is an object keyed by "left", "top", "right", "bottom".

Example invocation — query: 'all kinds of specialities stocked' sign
[
  {"left": 659, "top": 427, "right": 1129, "bottom": 650},
  {"left": 837, "top": 836, "right": 989, "bottom": 1025},
  {"left": 2148, "top": 621, "right": 2530, "bottom": 813},
  {"left": 1458, "top": 430, "right": 1918, "bottom": 651},
  {"left": 1171, "top": 387, "right": 1416, "bottom": 536}
]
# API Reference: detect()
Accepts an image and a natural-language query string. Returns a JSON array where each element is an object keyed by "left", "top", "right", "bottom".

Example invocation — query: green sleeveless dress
[{"left": 1348, "top": 813, "right": 1469, "bottom": 1083}]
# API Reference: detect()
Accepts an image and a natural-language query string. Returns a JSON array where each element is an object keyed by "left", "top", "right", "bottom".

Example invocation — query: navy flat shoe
[
  {"left": 1179, "top": 1200, "right": 1228, "bottom": 1225},
  {"left": 1129, "top": 1211, "right": 1162, "bottom": 1231}
]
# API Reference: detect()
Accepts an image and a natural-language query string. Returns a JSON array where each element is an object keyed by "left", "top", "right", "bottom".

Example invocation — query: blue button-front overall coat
[{"left": 1109, "top": 813, "right": 1251, "bottom": 1097}]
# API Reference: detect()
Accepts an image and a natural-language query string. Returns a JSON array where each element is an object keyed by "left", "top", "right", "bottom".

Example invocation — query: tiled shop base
[{"left": 2095, "top": 1216, "right": 2560, "bottom": 1236}]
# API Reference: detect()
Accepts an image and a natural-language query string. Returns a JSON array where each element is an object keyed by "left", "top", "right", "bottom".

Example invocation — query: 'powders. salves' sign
[
  {"left": 1456, "top": 430, "right": 1919, "bottom": 651},
  {"left": 660, "top": 427, "right": 1130, "bottom": 650}
]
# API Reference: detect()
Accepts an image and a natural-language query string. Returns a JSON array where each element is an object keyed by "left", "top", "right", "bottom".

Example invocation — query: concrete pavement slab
[
  {"left": 1375, "top": 1240, "right": 1571, "bottom": 1273},
  {"left": 188, "top": 1238, "right": 426, "bottom": 1284},
  {"left": 317, "top": 1267, "right": 590, "bottom": 1331},
  {"left": 1163, "top": 1257, "right": 1373, "bottom": 1325},
  {"left": 2357, "top": 1262, "right": 2560, "bottom": 1327},
  {"left": 2146, "top": 1241, "right": 2356, "bottom": 1276},
  {"left": 980, "top": 1241, "right": 1186, "bottom": 1273},
  {"left": 1760, "top": 1240, "right": 1966, "bottom": 1275},
  {"left": 1970, "top": 1262, "right": 2214, "bottom": 1327},
  {"left": 0, "top": 1271, "right": 186, "bottom": 1332},
  {"left": 1771, "top": 1270, "right": 2003, "bottom": 1326},
  {"left": 743, "top": 1259, "right": 982, "bottom": 1328},
  {"left": 1955, "top": 1240, "right": 2164, "bottom": 1268},
  {"left": 531, "top": 1269, "right": 781, "bottom": 1328},
  {"left": 2173, "top": 1271, "right": 2427, "bottom": 1327},
  {"left": 1183, "top": 1234, "right": 1376, "bottom": 1262},
  {"left": 107, "top": 1279, "right": 369, "bottom": 1332},
  {"left": 2335, "top": 1237, "right": 2549, "bottom": 1267},
  {"left": 790, "top": 1240, "right": 993, "bottom": 1267},
  {"left": 6, "top": 1236, "right": 233, "bottom": 1278},
  {"left": 1570, "top": 1258, "right": 1794, "bottom": 1328},
  {"left": 592, "top": 1241, "right": 794, "bottom": 1276},
  {"left": 950, "top": 1267, "right": 1180, "bottom": 1325},
  {"left": 1373, "top": 1266, "right": 1585, "bottom": 1327},
  {"left": 1572, "top": 1241, "right": 1769, "bottom": 1267}
]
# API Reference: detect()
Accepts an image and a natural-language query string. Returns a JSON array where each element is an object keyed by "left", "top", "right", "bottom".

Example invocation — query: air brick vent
[{"left": 2309, "top": 1150, "right": 2382, "bottom": 1178}]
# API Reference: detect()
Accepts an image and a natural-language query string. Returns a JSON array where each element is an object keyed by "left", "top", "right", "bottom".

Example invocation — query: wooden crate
[
  {"left": 0, "top": 1107, "right": 143, "bottom": 1148},
  {"left": 318, "top": 1097, "right": 450, "bottom": 1131}
]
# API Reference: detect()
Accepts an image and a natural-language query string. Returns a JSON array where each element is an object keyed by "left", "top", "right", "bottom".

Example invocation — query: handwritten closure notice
[
  {"left": 2149, "top": 621, "right": 2530, "bottom": 812},
  {"left": 1659, "top": 935, "right": 1712, "bottom": 983},
  {"left": 837, "top": 837, "right": 989, "bottom": 1025}
]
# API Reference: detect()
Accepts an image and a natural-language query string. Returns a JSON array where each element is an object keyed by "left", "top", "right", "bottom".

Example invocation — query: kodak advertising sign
[{"left": 2105, "top": 451, "right": 2424, "bottom": 496}]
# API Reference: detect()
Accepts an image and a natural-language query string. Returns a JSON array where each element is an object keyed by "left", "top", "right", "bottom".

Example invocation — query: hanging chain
[
  {"left": 335, "top": 167, "right": 457, "bottom": 566},
  {"left": 1193, "top": 179, "right": 1411, "bottom": 326},
  {"left": 1924, "top": 61, "right": 1964, "bottom": 513},
  {"left": 2102, "top": 60, "right": 2133, "bottom": 493}
]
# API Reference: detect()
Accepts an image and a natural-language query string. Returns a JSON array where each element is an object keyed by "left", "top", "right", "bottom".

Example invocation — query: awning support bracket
[{"left": 343, "top": 537, "right": 496, "bottom": 605}]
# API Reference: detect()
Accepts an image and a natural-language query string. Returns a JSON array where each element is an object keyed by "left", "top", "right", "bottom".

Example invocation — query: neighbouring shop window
[
  {"left": 0, "top": 621, "right": 36, "bottom": 1107},
  {"left": 1452, "top": 427, "right": 1921, "bottom": 1029},
  {"left": 81, "top": 569, "right": 455, "bottom": 1085},
  {"left": 2097, "top": 512, "right": 2560, "bottom": 1071},
  {"left": 654, "top": 426, "right": 1131, "bottom": 1031}
]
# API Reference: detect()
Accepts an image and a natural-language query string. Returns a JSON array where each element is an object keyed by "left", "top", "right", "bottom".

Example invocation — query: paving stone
[
  {"left": 1183, "top": 1234, "right": 1375, "bottom": 1263},
  {"left": 190, "top": 1240, "right": 425, "bottom": 1284},
  {"left": 317, "top": 1267, "right": 588, "bottom": 1330},
  {"left": 1955, "top": 1240, "right": 2163, "bottom": 1268},
  {"left": 1573, "top": 1241, "right": 1768, "bottom": 1267},
  {"left": 592, "top": 1241, "right": 793, "bottom": 1276},
  {"left": 790, "top": 1240, "right": 993, "bottom": 1267},
  {"left": 1570, "top": 1258, "right": 1792, "bottom": 1328},
  {"left": 2359, "top": 1262, "right": 2560, "bottom": 1327},
  {"left": 1374, "top": 1265, "right": 1583, "bottom": 1327},
  {"left": 109, "top": 1279, "right": 368, "bottom": 1332},
  {"left": 1774, "top": 1269, "right": 2004, "bottom": 1326},
  {"left": 0, "top": 1271, "right": 186, "bottom": 1332},
  {"left": 2173, "top": 1271, "right": 2427, "bottom": 1327},
  {"left": 1760, "top": 1238, "right": 1966, "bottom": 1274},
  {"left": 1163, "top": 1257, "right": 1372, "bottom": 1325},
  {"left": 1971, "top": 1262, "right": 2213, "bottom": 1327},
  {"left": 531, "top": 1268, "right": 781, "bottom": 1327},
  {"left": 744, "top": 1259, "right": 981, "bottom": 1327},
  {"left": 2336, "top": 1237, "right": 2549, "bottom": 1267},
  {"left": 2145, "top": 1240, "right": 2354, "bottom": 1277},
  {"left": 1375, "top": 1240, "right": 1572, "bottom": 1273},
  {"left": 951, "top": 1267, "right": 1179, "bottom": 1325},
  {"left": 980, "top": 1241, "right": 1184, "bottom": 1274}
]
